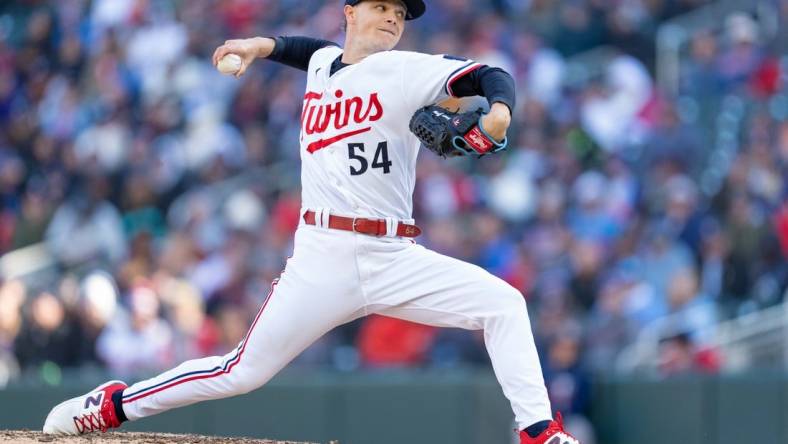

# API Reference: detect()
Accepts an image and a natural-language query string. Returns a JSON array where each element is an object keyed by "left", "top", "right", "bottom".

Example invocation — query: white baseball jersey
[{"left": 299, "top": 47, "right": 481, "bottom": 221}]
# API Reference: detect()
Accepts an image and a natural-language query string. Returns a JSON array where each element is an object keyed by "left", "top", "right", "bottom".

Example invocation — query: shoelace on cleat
[{"left": 73, "top": 411, "right": 110, "bottom": 433}]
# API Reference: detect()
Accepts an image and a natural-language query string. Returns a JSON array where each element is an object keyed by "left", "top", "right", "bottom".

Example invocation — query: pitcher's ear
[{"left": 344, "top": 5, "right": 356, "bottom": 25}]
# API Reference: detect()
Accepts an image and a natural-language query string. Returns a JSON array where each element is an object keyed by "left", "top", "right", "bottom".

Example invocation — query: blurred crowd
[{"left": 0, "top": 0, "right": 787, "bottom": 439}]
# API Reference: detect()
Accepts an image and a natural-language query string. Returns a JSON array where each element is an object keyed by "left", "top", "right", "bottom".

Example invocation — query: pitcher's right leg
[
  {"left": 121, "top": 227, "right": 365, "bottom": 420},
  {"left": 121, "top": 277, "right": 290, "bottom": 419},
  {"left": 43, "top": 225, "right": 365, "bottom": 434}
]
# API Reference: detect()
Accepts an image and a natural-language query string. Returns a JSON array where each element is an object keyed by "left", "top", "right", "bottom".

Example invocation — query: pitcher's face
[{"left": 346, "top": 0, "right": 406, "bottom": 52}]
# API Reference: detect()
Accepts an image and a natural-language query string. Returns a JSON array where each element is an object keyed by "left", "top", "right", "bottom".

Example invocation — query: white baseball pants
[{"left": 120, "top": 218, "right": 552, "bottom": 429}]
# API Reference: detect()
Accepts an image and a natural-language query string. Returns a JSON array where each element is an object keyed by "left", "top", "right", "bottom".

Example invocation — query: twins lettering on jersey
[{"left": 301, "top": 89, "right": 384, "bottom": 153}]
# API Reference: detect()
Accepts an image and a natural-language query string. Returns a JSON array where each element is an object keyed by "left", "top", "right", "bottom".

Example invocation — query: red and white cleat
[
  {"left": 43, "top": 380, "right": 127, "bottom": 435},
  {"left": 519, "top": 412, "right": 580, "bottom": 444}
]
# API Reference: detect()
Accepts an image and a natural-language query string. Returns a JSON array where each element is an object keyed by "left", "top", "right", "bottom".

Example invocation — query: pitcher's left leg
[{"left": 362, "top": 239, "right": 551, "bottom": 430}]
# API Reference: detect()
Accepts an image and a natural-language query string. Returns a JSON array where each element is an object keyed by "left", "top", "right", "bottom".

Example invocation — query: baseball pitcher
[{"left": 43, "top": 1, "right": 579, "bottom": 443}]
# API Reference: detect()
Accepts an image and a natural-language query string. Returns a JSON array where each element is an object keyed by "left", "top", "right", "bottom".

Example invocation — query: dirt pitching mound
[{"left": 0, "top": 430, "right": 322, "bottom": 444}]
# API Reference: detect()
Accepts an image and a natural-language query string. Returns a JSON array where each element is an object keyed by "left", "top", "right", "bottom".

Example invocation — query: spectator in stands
[
  {"left": 14, "top": 290, "right": 82, "bottom": 370},
  {"left": 638, "top": 221, "right": 695, "bottom": 301},
  {"left": 681, "top": 31, "right": 721, "bottom": 97},
  {"left": 45, "top": 174, "right": 127, "bottom": 269},
  {"left": 75, "top": 272, "right": 119, "bottom": 367},
  {"left": 717, "top": 13, "right": 764, "bottom": 92},
  {"left": 358, "top": 316, "right": 437, "bottom": 368},
  {"left": 96, "top": 285, "right": 173, "bottom": 376},
  {"left": 661, "top": 267, "right": 716, "bottom": 342},
  {"left": 542, "top": 328, "right": 596, "bottom": 443},
  {"left": 0, "top": 279, "right": 26, "bottom": 357},
  {"left": 11, "top": 181, "right": 54, "bottom": 250},
  {"left": 584, "top": 272, "right": 638, "bottom": 373},
  {"left": 658, "top": 332, "right": 719, "bottom": 376}
]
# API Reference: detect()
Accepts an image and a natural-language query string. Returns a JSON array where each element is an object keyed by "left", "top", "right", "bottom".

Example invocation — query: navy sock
[
  {"left": 524, "top": 420, "right": 551, "bottom": 438},
  {"left": 111, "top": 389, "right": 128, "bottom": 423}
]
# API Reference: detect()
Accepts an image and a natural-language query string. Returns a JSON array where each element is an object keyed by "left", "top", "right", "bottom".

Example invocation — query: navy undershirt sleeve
[
  {"left": 450, "top": 66, "right": 516, "bottom": 113},
  {"left": 267, "top": 36, "right": 339, "bottom": 71}
]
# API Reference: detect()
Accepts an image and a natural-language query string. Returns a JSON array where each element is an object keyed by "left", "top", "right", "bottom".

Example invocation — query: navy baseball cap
[{"left": 345, "top": 0, "right": 426, "bottom": 20}]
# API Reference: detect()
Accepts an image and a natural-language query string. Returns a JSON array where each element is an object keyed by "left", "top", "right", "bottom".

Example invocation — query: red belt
[{"left": 303, "top": 211, "right": 421, "bottom": 238}]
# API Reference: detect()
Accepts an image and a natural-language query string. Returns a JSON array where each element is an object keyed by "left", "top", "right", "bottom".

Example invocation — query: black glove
[{"left": 409, "top": 105, "right": 508, "bottom": 158}]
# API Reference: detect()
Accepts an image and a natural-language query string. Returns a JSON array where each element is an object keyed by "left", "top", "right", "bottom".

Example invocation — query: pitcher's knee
[
  {"left": 223, "top": 365, "right": 273, "bottom": 395},
  {"left": 492, "top": 284, "right": 528, "bottom": 317},
  {"left": 231, "top": 378, "right": 263, "bottom": 395}
]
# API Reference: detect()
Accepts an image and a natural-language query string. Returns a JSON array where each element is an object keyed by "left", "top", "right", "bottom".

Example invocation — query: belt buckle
[{"left": 352, "top": 217, "right": 386, "bottom": 236}]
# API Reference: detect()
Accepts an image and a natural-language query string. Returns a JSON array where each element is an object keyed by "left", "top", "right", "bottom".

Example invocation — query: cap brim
[
  {"left": 346, "top": 0, "right": 425, "bottom": 20},
  {"left": 403, "top": 0, "right": 425, "bottom": 20}
]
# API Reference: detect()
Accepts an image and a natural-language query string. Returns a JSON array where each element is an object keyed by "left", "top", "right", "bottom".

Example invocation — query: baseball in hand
[{"left": 216, "top": 54, "right": 243, "bottom": 75}]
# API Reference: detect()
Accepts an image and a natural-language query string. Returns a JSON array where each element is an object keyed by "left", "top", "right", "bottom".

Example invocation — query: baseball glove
[{"left": 409, "top": 105, "right": 508, "bottom": 158}]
